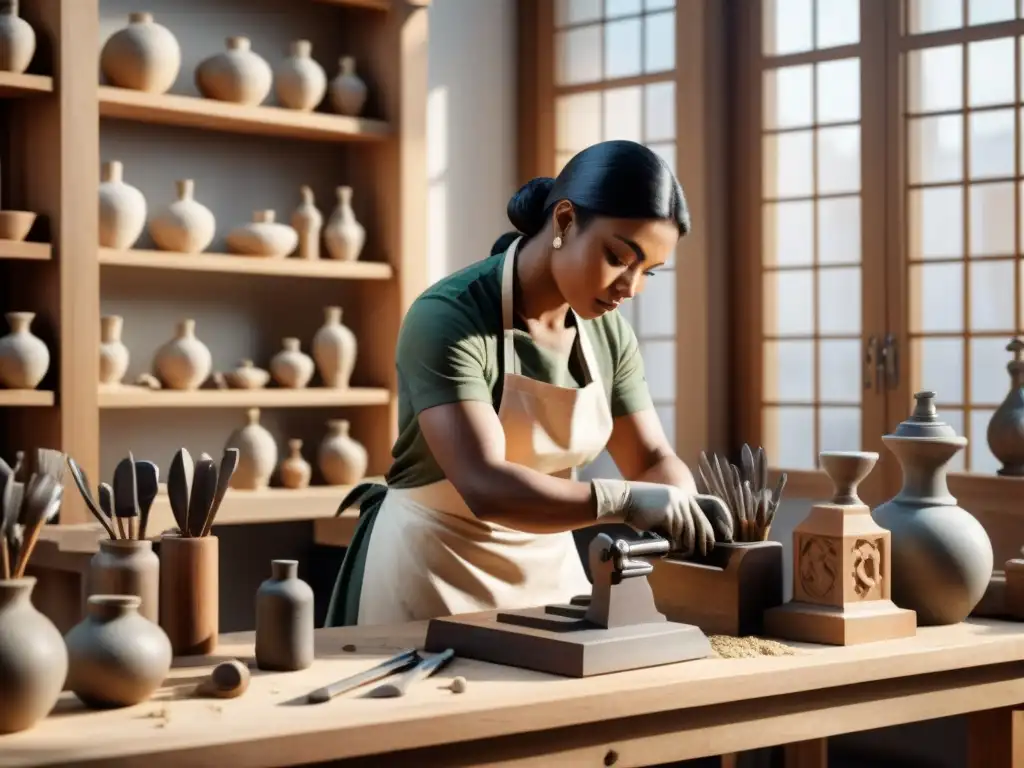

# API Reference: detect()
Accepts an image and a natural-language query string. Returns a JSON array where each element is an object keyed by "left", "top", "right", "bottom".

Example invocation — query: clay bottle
[
  {"left": 318, "top": 419, "right": 368, "bottom": 486},
  {"left": 98, "top": 160, "right": 147, "bottom": 250},
  {"left": 987, "top": 338, "right": 1024, "bottom": 477},
  {"left": 255, "top": 560, "right": 314, "bottom": 671},
  {"left": 312, "top": 306, "right": 357, "bottom": 388},
  {"left": 0, "top": 311, "right": 50, "bottom": 389},
  {"left": 225, "top": 407, "right": 278, "bottom": 490},
  {"left": 279, "top": 439, "right": 311, "bottom": 489},
  {"left": 99, "top": 315, "right": 130, "bottom": 385},
  {"left": 152, "top": 318, "right": 212, "bottom": 390},
  {"left": 270, "top": 337, "right": 315, "bottom": 389},
  {"left": 100, "top": 11, "right": 181, "bottom": 94},
  {"left": 195, "top": 36, "right": 272, "bottom": 106},
  {"left": 291, "top": 186, "right": 323, "bottom": 260},
  {"left": 275, "top": 40, "right": 326, "bottom": 111},
  {"left": 149, "top": 179, "right": 216, "bottom": 254},
  {"left": 0, "top": 0, "right": 36, "bottom": 75},
  {"left": 324, "top": 186, "right": 366, "bottom": 262},
  {"left": 329, "top": 56, "right": 367, "bottom": 116}
]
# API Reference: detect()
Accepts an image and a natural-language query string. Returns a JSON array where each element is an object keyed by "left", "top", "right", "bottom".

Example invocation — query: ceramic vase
[
  {"left": 158, "top": 534, "right": 219, "bottom": 656},
  {"left": 279, "top": 439, "right": 311, "bottom": 489},
  {"left": 196, "top": 36, "right": 272, "bottom": 106},
  {"left": 270, "top": 337, "right": 314, "bottom": 389},
  {"left": 275, "top": 40, "right": 326, "bottom": 111},
  {"left": 872, "top": 391, "right": 994, "bottom": 625},
  {"left": 100, "top": 12, "right": 181, "bottom": 93},
  {"left": 291, "top": 186, "right": 323, "bottom": 260},
  {"left": 0, "top": 311, "right": 49, "bottom": 389},
  {"left": 99, "top": 315, "right": 130, "bottom": 386},
  {"left": 225, "top": 407, "right": 277, "bottom": 490},
  {"left": 0, "top": 578, "right": 67, "bottom": 734},
  {"left": 65, "top": 595, "right": 172, "bottom": 709},
  {"left": 987, "top": 338, "right": 1024, "bottom": 477},
  {"left": 255, "top": 560, "right": 314, "bottom": 671},
  {"left": 149, "top": 179, "right": 216, "bottom": 254},
  {"left": 227, "top": 210, "right": 298, "bottom": 258},
  {"left": 319, "top": 419, "right": 367, "bottom": 486},
  {"left": 0, "top": 0, "right": 36, "bottom": 75},
  {"left": 329, "top": 56, "right": 367, "bottom": 116},
  {"left": 87, "top": 539, "right": 160, "bottom": 624},
  {"left": 312, "top": 306, "right": 357, "bottom": 388},
  {"left": 98, "top": 160, "right": 147, "bottom": 250},
  {"left": 224, "top": 359, "right": 270, "bottom": 390},
  {"left": 153, "top": 318, "right": 212, "bottom": 390},
  {"left": 324, "top": 186, "right": 366, "bottom": 262}
]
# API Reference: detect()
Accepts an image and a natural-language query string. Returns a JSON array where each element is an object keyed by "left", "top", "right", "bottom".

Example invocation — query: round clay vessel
[
  {"left": 149, "top": 179, "right": 216, "bottom": 254},
  {"left": 226, "top": 210, "right": 299, "bottom": 258},
  {"left": 279, "top": 439, "right": 311, "bottom": 489},
  {"left": 99, "top": 314, "right": 130, "bottom": 385},
  {"left": 65, "top": 594, "right": 172, "bottom": 709},
  {"left": 0, "top": 210, "right": 36, "bottom": 241},
  {"left": 312, "top": 306, "right": 357, "bottom": 388},
  {"left": 98, "top": 160, "right": 147, "bottom": 250},
  {"left": 275, "top": 39, "right": 326, "bottom": 111},
  {"left": 270, "top": 337, "right": 314, "bottom": 388},
  {"left": 0, "top": 0, "right": 36, "bottom": 75},
  {"left": 255, "top": 560, "right": 314, "bottom": 671},
  {"left": 225, "top": 407, "right": 278, "bottom": 490},
  {"left": 329, "top": 56, "right": 367, "bottom": 116},
  {"left": 872, "top": 391, "right": 994, "bottom": 625},
  {"left": 224, "top": 359, "right": 270, "bottom": 390},
  {"left": 87, "top": 539, "right": 160, "bottom": 624},
  {"left": 324, "top": 186, "right": 366, "bottom": 262},
  {"left": 196, "top": 36, "right": 272, "bottom": 106},
  {"left": 291, "top": 186, "right": 323, "bottom": 260},
  {"left": 318, "top": 419, "right": 368, "bottom": 485},
  {"left": 0, "top": 311, "right": 49, "bottom": 389},
  {"left": 987, "top": 338, "right": 1024, "bottom": 477},
  {"left": 100, "top": 12, "right": 181, "bottom": 94},
  {"left": 0, "top": 578, "right": 68, "bottom": 734},
  {"left": 152, "top": 318, "right": 212, "bottom": 390}
]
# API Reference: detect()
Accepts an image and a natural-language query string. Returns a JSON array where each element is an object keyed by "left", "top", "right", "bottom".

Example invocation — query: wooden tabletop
[{"left": 4, "top": 619, "right": 1024, "bottom": 767}]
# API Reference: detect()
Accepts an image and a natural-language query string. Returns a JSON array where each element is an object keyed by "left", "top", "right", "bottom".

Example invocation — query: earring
[{"left": 552, "top": 235, "right": 563, "bottom": 250}]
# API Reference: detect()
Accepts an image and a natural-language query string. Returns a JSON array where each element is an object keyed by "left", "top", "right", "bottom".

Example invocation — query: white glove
[{"left": 591, "top": 478, "right": 728, "bottom": 556}]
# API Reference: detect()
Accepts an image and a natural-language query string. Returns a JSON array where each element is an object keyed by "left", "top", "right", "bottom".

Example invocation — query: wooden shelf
[
  {"left": 0, "top": 240, "right": 51, "bottom": 260},
  {"left": 98, "top": 385, "right": 390, "bottom": 409},
  {"left": 0, "top": 72, "right": 53, "bottom": 96},
  {"left": 0, "top": 389, "right": 54, "bottom": 406},
  {"left": 98, "top": 86, "right": 392, "bottom": 143},
  {"left": 99, "top": 248, "right": 393, "bottom": 280},
  {"left": 312, "top": 0, "right": 391, "bottom": 8}
]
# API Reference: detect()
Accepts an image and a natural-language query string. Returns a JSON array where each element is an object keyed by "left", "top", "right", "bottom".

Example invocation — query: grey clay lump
[
  {"left": 255, "top": 560, "right": 314, "bottom": 671},
  {"left": 872, "top": 392, "right": 994, "bottom": 626}
]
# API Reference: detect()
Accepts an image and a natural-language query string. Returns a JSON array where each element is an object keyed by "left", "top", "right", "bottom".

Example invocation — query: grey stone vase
[
  {"left": 872, "top": 391, "right": 994, "bottom": 625},
  {"left": 255, "top": 559, "right": 314, "bottom": 671}
]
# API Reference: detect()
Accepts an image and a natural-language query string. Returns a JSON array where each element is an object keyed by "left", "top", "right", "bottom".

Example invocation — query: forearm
[
  {"left": 460, "top": 461, "right": 599, "bottom": 534},
  {"left": 635, "top": 453, "right": 698, "bottom": 493}
]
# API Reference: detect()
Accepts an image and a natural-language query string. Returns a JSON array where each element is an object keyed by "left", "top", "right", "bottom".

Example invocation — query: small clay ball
[
  {"left": 212, "top": 659, "right": 250, "bottom": 692},
  {"left": 449, "top": 676, "right": 467, "bottom": 693},
  {"left": 342, "top": 644, "right": 357, "bottom": 652}
]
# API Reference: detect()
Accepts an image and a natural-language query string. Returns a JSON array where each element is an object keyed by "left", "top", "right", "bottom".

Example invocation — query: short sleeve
[
  {"left": 609, "top": 312, "right": 654, "bottom": 418},
  {"left": 395, "top": 296, "right": 493, "bottom": 414}
]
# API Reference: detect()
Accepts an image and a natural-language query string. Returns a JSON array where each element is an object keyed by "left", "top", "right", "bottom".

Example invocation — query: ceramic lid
[{"left": 888, "top": 391, "right": 959, "bottom": 439}]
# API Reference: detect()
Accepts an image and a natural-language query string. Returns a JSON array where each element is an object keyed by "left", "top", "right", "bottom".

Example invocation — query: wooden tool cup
[{"left": 159, "top": 533, "right": 218, "bottom": 656}]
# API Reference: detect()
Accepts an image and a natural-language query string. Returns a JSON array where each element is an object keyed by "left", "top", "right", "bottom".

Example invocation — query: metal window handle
[
  {"left": 881, "top": 334, "right": 899, "bottom": 389},
  {"left": 864, "top": 336, "right": 880, "bottom": 391}
]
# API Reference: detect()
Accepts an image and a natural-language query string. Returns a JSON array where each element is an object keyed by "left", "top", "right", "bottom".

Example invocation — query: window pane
[
  {"left": 907, "top": 45, "right": 963, "bottom": 113},
  {"left": 909, "top": 186, "right": 964, "bottom": 261},
  {"left": 763, "top": 339, "right": 814, "bottom": 402},
  {"left": 969, "top": 109, "right": 1015, "bottom": 179},
  {"left": 556, "top": 0, "right": 602, "bottom": 26},
  {"left": 763, "top": 406, "right": 816, "bottom": 469},
  {"left": 763, "top": 200, "right": 814, "bottom": 267},
  {"left": 969, "top": 38, "right": 1015, "bottom": 107},
  {"left": 912, "top": 337, "right": 964, "bottom": 403},
  {"left": 603, "top": 86, "right": 642, "bottom": 142},
  {"left": 968, "top": 0, "right": 1016, "bottom": 25},
  {"left": 909, "top": 263, "right": 965, "bottom": 333},
  {"left": 971, "top": 336, "right": 1015, "bottom": 405},
  {"left": 969, "top": 259, "right": 1016, "bottom": 332},
  {"left": 644, "top": 11, "right": 675, "bottom": 73},
  {"left": 969, "top": 182, "right": 1015, "bottom": 256},
  {"left": 644, "top": 81, "right": 675, "bottom": 142},
  {"left": 764, "top": 65, "right": 813, "bottom": 130},
  {"left": 817, "top": 196, "right": 861, "bottom": 264},
  {"left": 907, "top": 0, "right": 963, "bottom": 33},
  {"left": 763, "top": 130, "right": 814, "bottom": 198},
  {"left": 637, "top": 269, "right": 675, "bottom": 337},
  {"left": 819, "top": 407, "right": 861, "bottom": 453},
  {"left": 606, "top": 0, "right": 642, "bottom": 16},
  {"left": 818, "top": 267, "right": 862, "bottom": 334},
  {"left": 556, "top": 92, "right": 602, "bottom": 153},
  {"left": 763, "top": 0, "right": 813, "bottom": 56},
  {"left": 815, "top": 0, "right": 859, "bottom": 48},
  {"left": 818, "top": 339, "right": 862, "bottom": 402},
  {"left": 817, "top": 125, "right": 861, "bottom": 194},
  {"left": 605, "top": 18, "right": 642, "bottom": 78},
  {"left": 816, "top": 58, "right": 860, "bottom": 124},
  {"left": 556, "top": 25, "right": 602, "bottom": 85},
  {"left": 908, "top": 115, "right": 963, "bottom": 185},
  {"left": 764, "top": 270, "right": 814, "bottom": 336}
]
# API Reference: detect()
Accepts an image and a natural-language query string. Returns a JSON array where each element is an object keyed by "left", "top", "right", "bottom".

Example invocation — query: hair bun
[{"left": 506, "top": 177, "right": 555, "bottom": 236}]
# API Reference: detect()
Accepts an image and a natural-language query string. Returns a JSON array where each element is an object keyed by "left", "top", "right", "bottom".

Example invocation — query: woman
[{"left": 326, "top": 139, "right": 729, "bottom": 628}]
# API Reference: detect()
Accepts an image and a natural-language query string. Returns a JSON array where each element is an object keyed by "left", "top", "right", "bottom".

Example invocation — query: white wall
[{"left": 426, "top": 0, "right": 517, "bottom": 282}]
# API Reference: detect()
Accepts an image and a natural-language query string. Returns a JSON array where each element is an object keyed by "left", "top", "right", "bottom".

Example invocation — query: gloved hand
[{"left": 590, "top": 478, "right": 730, "bottom": 556}]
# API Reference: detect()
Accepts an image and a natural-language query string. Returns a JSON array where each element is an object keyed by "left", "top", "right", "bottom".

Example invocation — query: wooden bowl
[{"left": 0, "top": 210, "right": 37, "bottom": 241}]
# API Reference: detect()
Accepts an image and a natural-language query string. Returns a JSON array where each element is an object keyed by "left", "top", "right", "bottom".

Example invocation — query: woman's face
[{"left": 550, "top": 204, "right": 680, "bottom": 320}]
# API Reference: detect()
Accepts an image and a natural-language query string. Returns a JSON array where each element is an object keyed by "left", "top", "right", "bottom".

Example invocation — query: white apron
[{"left": 357, "top": 237, "right": 615, "bottom": 625}]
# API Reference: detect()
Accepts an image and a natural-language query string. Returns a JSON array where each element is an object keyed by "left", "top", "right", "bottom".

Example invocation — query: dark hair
[{"left": 490, "top": 140, "right": 690, "bottom": 255}]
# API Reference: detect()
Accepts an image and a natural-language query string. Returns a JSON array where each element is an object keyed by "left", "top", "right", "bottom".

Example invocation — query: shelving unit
[{"left": 0, "top": 0, "right": 427, "bottom": 527}]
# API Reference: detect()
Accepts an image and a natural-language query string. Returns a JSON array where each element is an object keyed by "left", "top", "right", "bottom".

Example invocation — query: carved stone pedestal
[{"left": 764, "top": 451, "right": 917, "bottom": 646}]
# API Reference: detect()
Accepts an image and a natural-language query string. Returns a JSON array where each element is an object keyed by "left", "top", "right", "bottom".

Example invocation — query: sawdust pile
[{"left": 708, "top": 634, "right": 799, "bottom": 658}]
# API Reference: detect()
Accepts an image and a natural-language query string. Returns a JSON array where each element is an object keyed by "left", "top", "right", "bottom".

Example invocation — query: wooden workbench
[{"left": 2, "top": 619, "right": 1024, "bottom": 767}]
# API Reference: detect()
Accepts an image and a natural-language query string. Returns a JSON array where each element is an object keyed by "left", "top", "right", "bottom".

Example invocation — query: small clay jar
[
  {"left": 270, "top": 337, "right": 315, "bottom": 389},
  {"left": 329, "top": 56, "right": 367, "bottom": 116},
  {"left": 0, "top": 311, "right": 50, "bottom": 389},
  {"left": 195, "top": 36, "right": 272, "bottom": 105},
  {"left": 152, "top": 318, "right": 212, "bottom": 390},
  {"left": 324, "top": 186, "right": 366, "bottom": 262},
  {"left": 149, "top": 179, "right": 216, "bottom": 254},
  {"left": 279, "top": 439, "right": 311, "bottom": 489},
  {"left": 312, "top": 306, "right": 357, "bottom": 388},
  {"left": 223, "top": 359, "right": 270, "bottom": 390},
  {"left": 255, "top": 560, "right": 314, "bottom": 671},
  {"left": 0, "top": 0, "right": 36, "bottom": 75},
  {"left": 100, "top": 11, "right": 181, "bottom": 93},
  {"left": 291, "top": 186, "right": 323, "bottom": 260},
  {"left": 225, "top": 407, "right": 278, "bottom": 490},
  {"left": 275, "top": 39, "right": 326, "bottom": 111},
  {"left": 65, "top": 594, "right": 172, "bottom": 709},
  {"left": 87, "top": 539, "right": 160, "bottom": 624},
  {"left": 318, "top": 419, "right": 368, "bottom": 486},
  {"left": 99, "top": 315, "right": 130, "bottom": 386},
  {"left": 98, "top": 160, "right": 147, "bottom": 250},
  {"left": 0, "top": 578, "right": 68, "bottom": 734},
  {"left": 227, "top": 210, "right": 299, "bottom": 258}
]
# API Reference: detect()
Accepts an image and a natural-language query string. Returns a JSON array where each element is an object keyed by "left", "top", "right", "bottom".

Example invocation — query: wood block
[
  {"left": 648, "top": 541, "right": 784, "bottom": 636},
  {"left": 424, "top": 604, "right": 712, "bottom": 678},
  {"left": 763, "top": 599, "right": 917, "bottom": 646}
]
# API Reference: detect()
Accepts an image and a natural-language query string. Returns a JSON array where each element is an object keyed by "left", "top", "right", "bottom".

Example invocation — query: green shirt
[{"left": 386, "top": 251, "right": 654, "bottom": 487}]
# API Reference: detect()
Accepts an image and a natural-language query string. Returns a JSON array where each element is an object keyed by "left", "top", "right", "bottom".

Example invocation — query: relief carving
[
  {"left": 798, "top": 536, "right": 837, "bottom": 599},
  {"left": 851, "top": 538, "right": 882, "bottom": 598}
]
